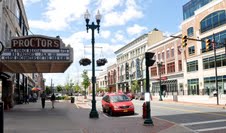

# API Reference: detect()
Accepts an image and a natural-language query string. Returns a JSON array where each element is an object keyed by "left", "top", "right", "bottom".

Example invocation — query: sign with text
[
  {"left": 0, "top": 48, "right": 71, "bottom": 61},
  {"left": 11, "top": 35, "right": 61, "bottom": 49}
]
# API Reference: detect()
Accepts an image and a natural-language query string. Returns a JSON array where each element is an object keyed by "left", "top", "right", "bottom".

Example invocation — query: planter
[
  {"left": 79, "top": 58, "right": 91, "bottom": 66},
  {"left": 96, "top": 58, "right": 107, "bottom": 66}
]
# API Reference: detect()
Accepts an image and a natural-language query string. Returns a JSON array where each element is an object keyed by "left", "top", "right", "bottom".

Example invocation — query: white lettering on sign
[
  {"left": 0, "top": 48, "right": 71, "bottom": 61},
  {"left": 11, "top": 37, "right": 60, "bottom": 49}
]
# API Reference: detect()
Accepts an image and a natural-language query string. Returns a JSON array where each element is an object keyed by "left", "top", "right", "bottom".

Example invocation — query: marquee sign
[
  {"left": 0, "top": 35, "right": 73, "bottom": 73},
  {"left": 11, "top": 36, "right": 61, "bottom": 49},
  {"left": 0, "top": 48, "right": 71, "bottom": 61}
]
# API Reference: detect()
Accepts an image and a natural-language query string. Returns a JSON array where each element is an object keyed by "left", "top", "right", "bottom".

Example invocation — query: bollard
[{"left": 0, "top": 101, "right": 4, "bottom": 133}]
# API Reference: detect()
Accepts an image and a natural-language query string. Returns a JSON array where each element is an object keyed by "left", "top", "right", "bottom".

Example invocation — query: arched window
[{"left": 200, "top": 10, "right": 226, "bottom": 33}]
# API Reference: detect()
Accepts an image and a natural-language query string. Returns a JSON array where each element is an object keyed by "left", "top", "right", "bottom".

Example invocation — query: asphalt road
[{"left": 94, "top": 97, "right": 226, "bottom": 133}]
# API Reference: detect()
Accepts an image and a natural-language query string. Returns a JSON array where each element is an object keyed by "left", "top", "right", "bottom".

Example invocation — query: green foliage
[
  {"left": 131, "top": 80, "right": 139, "bottom": 93},
  {"left": 56, "top": 85, "right": 63, "bottom": 92},
  {"left": 73, "top": 83, "right": 81, "bottom": 93},
  {"left": 65, "top": 75, "right": 74, "bottom": 94},
  {"left": 81, "top": 70, "right": 90, "bottom": 98},
  {"left": 45, "top": 86, "right": 51, "bottom": 95}
]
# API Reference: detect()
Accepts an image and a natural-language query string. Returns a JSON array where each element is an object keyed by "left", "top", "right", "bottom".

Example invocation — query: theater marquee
[{"left": 0, "top": 35, "right": 73, "bottom": 73}]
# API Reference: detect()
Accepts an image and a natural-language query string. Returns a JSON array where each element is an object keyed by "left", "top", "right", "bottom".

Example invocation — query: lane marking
[
  {"left": 196, "top": 126, "right": 226, "bottom": 132},
  {"left": 181, "top": 119, "right": 226, "bottom": 126},
  {"left": 153, "top": 105, "right": 226, "bottom": 117}
]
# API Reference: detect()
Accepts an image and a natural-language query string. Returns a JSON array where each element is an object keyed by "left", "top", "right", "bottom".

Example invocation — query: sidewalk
[
  {"left": 3, "top": 98, "right": 194, "bottom": 133},
  {"left": 152, "top": 95, "right": 226, "bottom": 109}
]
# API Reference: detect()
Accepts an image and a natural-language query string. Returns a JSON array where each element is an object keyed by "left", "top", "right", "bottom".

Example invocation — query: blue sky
[{"left": 23, "top": 0, "right": 189, "bottom": 86}]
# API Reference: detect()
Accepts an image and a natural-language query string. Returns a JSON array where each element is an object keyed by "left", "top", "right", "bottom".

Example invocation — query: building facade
[
  {"left": 107, "top": 63, "right": 117, "bottom": 92},
  {"left": 148, "top": 32, "right": 184, "bottom": 96},
  {"left": 114, "top": 29, "right": 164, "bottom": 93},
  {"left": 0, "top": 0, "right": 43, "bottom": 107},
  {"left": 181, "top": 0, "right": 226, "bottom": 96}
]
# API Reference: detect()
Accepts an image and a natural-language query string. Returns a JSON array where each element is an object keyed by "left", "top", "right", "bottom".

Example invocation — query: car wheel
[
  {"left": 108, "top": 108, "right": 114, "bottom": 116},
  {"left": 102, "top": 106, "right": 106, "bottom": 113}
]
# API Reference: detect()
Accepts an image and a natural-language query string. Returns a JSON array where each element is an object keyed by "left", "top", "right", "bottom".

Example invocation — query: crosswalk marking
[
  {"left": 196, "top": 126, "right": 226, "bottom": 132},
  {"left": 180, "top": 119, "right": 226, "bottom": 126}
]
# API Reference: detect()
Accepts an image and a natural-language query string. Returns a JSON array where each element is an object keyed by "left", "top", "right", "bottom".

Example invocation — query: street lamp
[
  {"left": 84, "top": 9, "right": 101, "bottom": 118},
  {"left": 157, "top": 59, "right": 163, "bottom": 101}
]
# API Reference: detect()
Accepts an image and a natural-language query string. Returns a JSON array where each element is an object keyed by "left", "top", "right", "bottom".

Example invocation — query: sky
[{"left": 23, "top": 0, "right": 189, "bottom": 87}]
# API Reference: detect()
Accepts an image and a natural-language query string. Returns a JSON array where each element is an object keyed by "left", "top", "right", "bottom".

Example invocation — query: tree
[
  {"left": 56, "top": 85, "right": 63, "bottom": 92},
  {"left": 81, "top": 70, "right": 90, "bottom": 99},
  {"left": 45, "top": 86, "right": 51, "bottom": 95},
  {"left": 65, "top": 75, "right": 74, "bottom": 95},
  {"left": 73, "top": 82, "right": 81, "bottom": 93},
  {"left": 131, "top": 80, "right": 139, "bottom": 93}
]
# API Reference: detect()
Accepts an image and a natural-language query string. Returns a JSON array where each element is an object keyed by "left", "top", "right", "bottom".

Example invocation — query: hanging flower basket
[
  {"left": 79, "top": 58, "right": 91, "bottom": 66},
  {"left": 96, "top": 58, "right": 108, "bottom": 66}
]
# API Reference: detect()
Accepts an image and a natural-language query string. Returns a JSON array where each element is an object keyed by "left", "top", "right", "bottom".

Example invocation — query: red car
[{"left": 102, "top": 93, "right": 135, "bottom": 116}]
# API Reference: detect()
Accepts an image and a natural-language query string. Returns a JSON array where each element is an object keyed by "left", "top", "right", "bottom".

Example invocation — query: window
[
  {"left": 166, "top": 49, "right": 170, "bottom": 58},
  {"left": 203, "top": 54, "right": 226, "bottom": 69},
  {"left": 188, "top": 46, "right": 195, "bottom": 55},
  {"left": 177, "top": 46, "right": 182, "bottom": 55},
  {"left": 158, "top": 53, "right": 161, "bottom": 60},
  {"left": 200, "top": 10, "right": 226, "bottom": 33},
  {"left": 167, "top": 62, "right": 175, "bottom": 73},
  {"left": 171, "top": 48, "right": 174, "bottom": 57},
  {"left": 160, "top": 65, "right": 165, "bottom": 75},
  {"left": 162, "top": 52, "right": 165, "bottom": 60},
  {"left": 151, "top": 67, "right": 157, "bottom": 76},
  {"left": 178, "top": 60, "right": 182, "bottom": 71},
  {"left": 187, "top": 60, "right": 198, "bottom": 72},
  {"left": 187, "top": 27, "right": 194, "bottom": 36},
  {"left": 201, "top": 30, "right": 226, "bottom": 53}
]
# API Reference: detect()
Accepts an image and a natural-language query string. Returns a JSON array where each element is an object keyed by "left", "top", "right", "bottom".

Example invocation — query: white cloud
[
  {"left": 97, "top": 0, "right": 123, "bottom": 13},
  {"left": 100, "top": 30, "right": 111, "bottom": 39},
  {"left": 28, "top": 0, "right": 90, "bottom": 31},
  {"left": 102, "top": 0, "right": 143, "bottom": 27},
  {"left": 23, "top": 0, "right": 41, "bottom": 6},
  {"left": 111, "top": 31, "right": 127, "bottom": 43},
  {"left": 127, "top": 24, "right": 147, "bottom": 35}
]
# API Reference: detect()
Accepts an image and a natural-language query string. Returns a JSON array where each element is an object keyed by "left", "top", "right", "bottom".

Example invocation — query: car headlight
[
  {"left": 129, "top": 105, "right": 134, "bottom": 108},
  {"left": 114, "top": 105, "right": 119, "bottom": 109}
]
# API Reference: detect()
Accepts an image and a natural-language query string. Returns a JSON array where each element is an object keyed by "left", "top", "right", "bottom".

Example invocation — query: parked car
[
  {"left": 102, "top": 93, "right": 134, "bottom": 116},
  {"left": 125, "top": 92, "right": 135, "bottom": 100},
  {"left": 135, "top": 92, "right": 145, "bottom": 100}
]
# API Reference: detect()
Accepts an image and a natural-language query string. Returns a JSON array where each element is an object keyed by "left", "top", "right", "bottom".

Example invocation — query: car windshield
[{"left": 110, "top": 95, "right": 130, "bottom": 103}]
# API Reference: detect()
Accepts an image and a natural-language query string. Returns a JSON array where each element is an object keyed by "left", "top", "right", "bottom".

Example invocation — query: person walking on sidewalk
[
  {"left": 41, "top": 91, "right": 46, "bottom": 109},
  {"left": 50, "top": 93, "right": 56, "bottom": 108}
]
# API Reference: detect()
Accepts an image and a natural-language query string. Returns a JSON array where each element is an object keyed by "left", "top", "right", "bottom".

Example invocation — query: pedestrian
[
  {"left": 50, "top": 93, "right": 56, "bottom": 109},
  {"left": 24, "top": 94, "right": 29, "bottom": 104},
  {"left": 40, "top": 92, "right": 46, "bottom": 109}
]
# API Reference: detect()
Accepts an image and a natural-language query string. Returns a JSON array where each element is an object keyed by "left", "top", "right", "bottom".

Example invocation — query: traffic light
[
  {"left": 145, "top": 52, "right": 155, "bottom": 67},
  {"left": 182, "top": 35, "right": 187, "bottom": 47},
  {"left": 205, "top": 39, "right": 211, "bottom": 51}
]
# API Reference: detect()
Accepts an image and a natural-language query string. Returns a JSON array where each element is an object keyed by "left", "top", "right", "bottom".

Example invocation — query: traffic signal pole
[{"left": 144, "top": 52, "right": 155, "bottom": 126}]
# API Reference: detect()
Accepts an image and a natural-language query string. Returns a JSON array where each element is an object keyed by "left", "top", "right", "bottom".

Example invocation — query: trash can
[
  {"left": 71, "top": 97, "right": 74, "bottom": 103},
  {"left": 142, "top": 102, "right": 147, "bottom": 119}
]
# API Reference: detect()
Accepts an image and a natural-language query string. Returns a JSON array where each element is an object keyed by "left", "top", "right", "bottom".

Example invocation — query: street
[{"left": 93, "top": 96, "right": 226, "bottom": 133}]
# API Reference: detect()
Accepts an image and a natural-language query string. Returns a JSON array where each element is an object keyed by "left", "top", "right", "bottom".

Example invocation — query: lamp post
[
  {"left": 157, "top": 60, "right": 163, "bottom": 101},
  {"left": 84, "top": 10, "right": 101, "bottom": 118}
]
